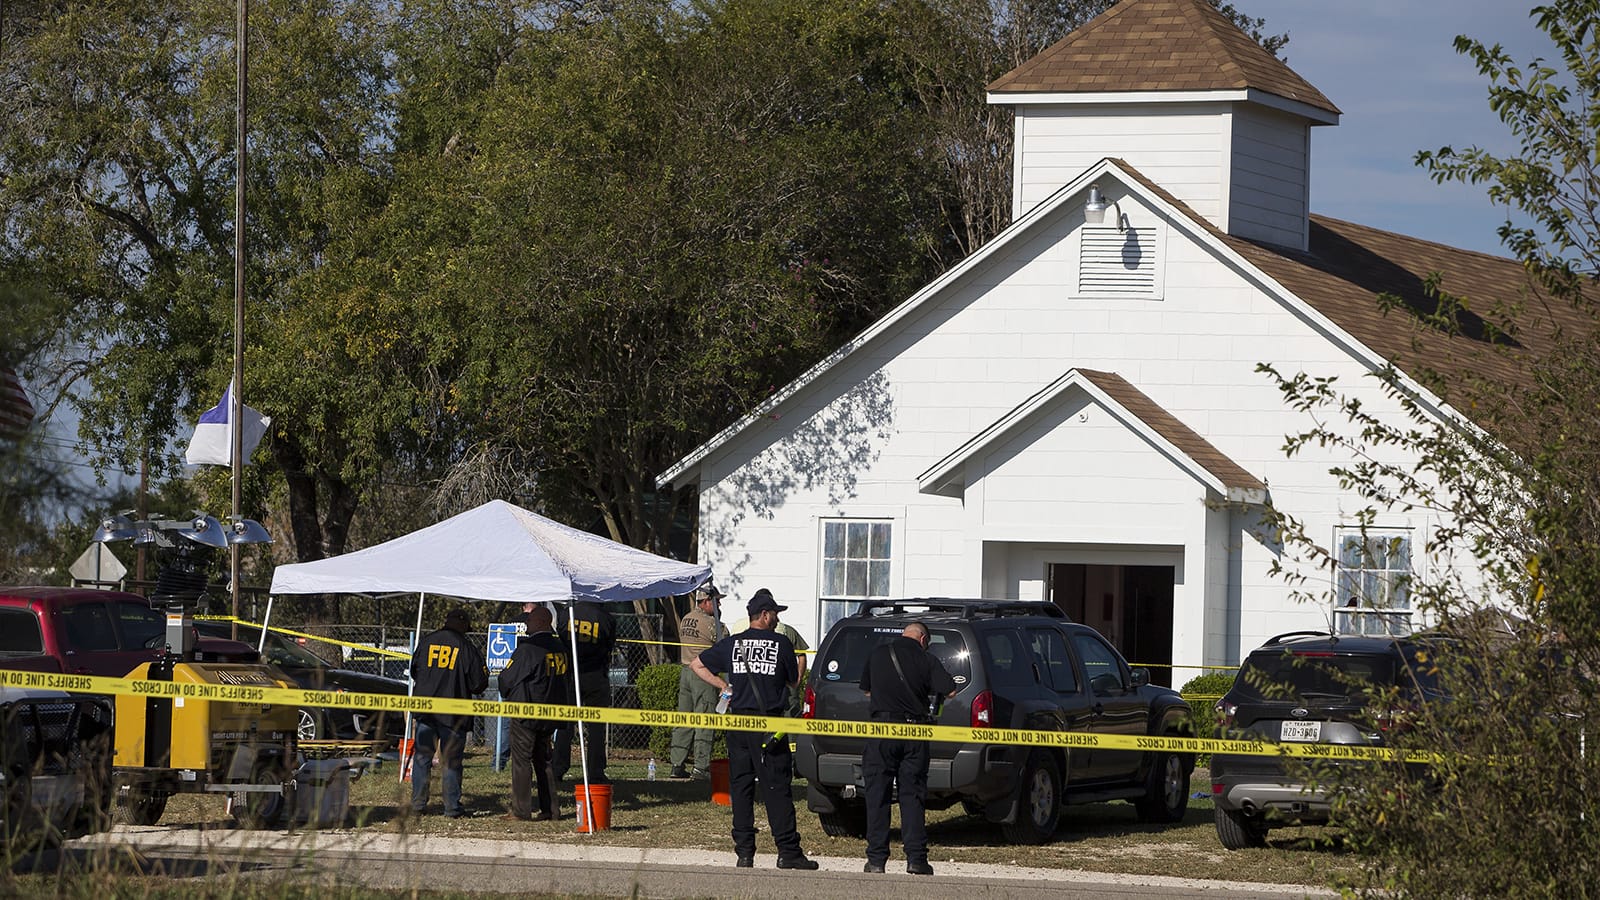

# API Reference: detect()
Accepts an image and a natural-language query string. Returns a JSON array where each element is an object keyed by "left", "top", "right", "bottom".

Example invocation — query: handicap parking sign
[{"left": 486, "top": 622, "right": 525, "bottom": 672}]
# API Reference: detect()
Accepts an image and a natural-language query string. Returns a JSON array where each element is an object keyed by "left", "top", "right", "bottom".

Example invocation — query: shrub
[
  {"left": 638, "top": 662, "right": 725, "bottom": 763},
  {"left": 1180, "top": 671, "right": 1236, "bottom": 766}
]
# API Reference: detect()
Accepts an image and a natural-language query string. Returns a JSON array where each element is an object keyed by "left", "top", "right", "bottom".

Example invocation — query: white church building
[{"left": 658, "top": 0, "right": 1552, "bottom": 684}]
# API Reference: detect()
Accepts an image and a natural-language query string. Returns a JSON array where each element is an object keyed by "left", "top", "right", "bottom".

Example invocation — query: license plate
[{"left": 1280, "top": 720, "right": 1321, "bottom": 742}]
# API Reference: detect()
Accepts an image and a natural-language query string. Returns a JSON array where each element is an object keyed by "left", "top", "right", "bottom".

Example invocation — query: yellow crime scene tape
[{"left": 0, "top": 667, "right": 1429, "bottom": 765}]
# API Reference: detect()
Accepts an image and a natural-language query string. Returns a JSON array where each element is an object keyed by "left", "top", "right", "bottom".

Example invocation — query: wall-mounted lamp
[{"left": 1083, "top": 183, "right": 1127, "bottom": 231}]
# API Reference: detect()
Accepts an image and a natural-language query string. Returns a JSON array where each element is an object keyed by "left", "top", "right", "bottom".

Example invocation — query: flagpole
[{"left": 230, "top": 0, "right": 248, "bottom": 636}]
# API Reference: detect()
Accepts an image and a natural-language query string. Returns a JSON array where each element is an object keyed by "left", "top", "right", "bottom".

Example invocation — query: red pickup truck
[{"left": 0, "top": 586, "right": 253, "bottom": 676}]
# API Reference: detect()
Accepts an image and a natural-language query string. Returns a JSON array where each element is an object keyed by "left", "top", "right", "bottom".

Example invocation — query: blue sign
[{"left": 486, "top": 622, "right": 524, "bottom": 672}]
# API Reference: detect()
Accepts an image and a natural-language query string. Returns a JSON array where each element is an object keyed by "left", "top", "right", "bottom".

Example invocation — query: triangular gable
[
  {"left": 987, "top": 0, "right": 1338, "bottom": 121},
  {"left": 917, "top": 368, "right": 1265, "bottom": 503},
  {"left": 659, "top": 156, "right": 1489, "bottom": 490}
]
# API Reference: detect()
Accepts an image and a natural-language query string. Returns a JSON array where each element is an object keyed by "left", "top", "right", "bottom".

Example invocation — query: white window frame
[
  {"left": 1332, "top": 526, "right": 1414, "bottom": 636},
  {"left": 817, "top": 518, "right": 894, "bottom": 636}
]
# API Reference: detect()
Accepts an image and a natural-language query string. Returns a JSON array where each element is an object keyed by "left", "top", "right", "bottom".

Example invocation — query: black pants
[
  {"left": 727, "top": 728, "right": 802, "bottom": 859},
  {"left": 554, "top": 670, "right": 610, "bottom": 782},
  {"left": 508, "top": 719, "right": 558, "bottom": 819},
  {"left": 863, "top": 737, "right": 931, "bottom": 865}
]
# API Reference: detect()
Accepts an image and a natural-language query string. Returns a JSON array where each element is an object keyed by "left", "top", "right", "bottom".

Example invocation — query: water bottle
[
  {"left": 716, "top": 685, "right": 733, "bottom": 714},
  {"left": 647, "top": 758, "right": 657, "bottom": 781}
]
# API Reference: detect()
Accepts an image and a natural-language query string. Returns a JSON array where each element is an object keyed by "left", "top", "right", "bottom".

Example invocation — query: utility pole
[{"left": 230, "top": 0, "right": 248, "bottom": 638}]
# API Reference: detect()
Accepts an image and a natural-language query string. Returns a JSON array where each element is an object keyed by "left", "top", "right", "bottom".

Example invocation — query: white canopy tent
[{"left": 266, "top": 499, "right": 711, "bottom": 803}]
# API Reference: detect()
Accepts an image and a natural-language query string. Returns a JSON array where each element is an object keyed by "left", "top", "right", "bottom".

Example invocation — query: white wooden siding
[{"left": 1228, "top": 106, "right": 1311, "bottom": 248}]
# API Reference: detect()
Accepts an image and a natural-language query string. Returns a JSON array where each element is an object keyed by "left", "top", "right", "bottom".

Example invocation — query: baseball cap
[
  {"left": 698, "top": 582, "right": 726, "bottom": 600},
  {"left": 746, "top": 588, "right": 787, "bottom": 616}
]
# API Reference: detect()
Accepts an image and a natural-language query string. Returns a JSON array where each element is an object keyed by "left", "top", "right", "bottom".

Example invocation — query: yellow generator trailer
[{"left": 113, "top": 653, "right": 298, "bottom": 826}]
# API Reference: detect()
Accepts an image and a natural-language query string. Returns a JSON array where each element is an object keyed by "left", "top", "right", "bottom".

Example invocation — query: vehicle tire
[
  {"left": 230, "top": 759, "right": 290, "bottom": 829},
  {"left": 1002, "top": 751, "right": 1061, "bottom": 845},
  {"left": 121, "top": 789, "right": 168, "bottom": 826},
  {"left": 1214, "top": 805, "right": 1267, "bottom": 850},
  {"left": 818, "top": 804, "right": 868, "bottom": 838},
  {"left": 1134, "top": 751, "right": 1191, "bottom": 823},
  {"left": 298, "top": 708, "right": 322, "bottom": 742}
]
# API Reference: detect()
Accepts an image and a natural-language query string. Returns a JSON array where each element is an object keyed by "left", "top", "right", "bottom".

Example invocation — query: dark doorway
[{"left": 1049, "top": 563, "right": 1175, "bottom": 686}]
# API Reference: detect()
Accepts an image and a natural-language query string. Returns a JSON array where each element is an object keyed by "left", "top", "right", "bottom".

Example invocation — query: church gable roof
[
  {"left": 918, "top": 367, "right": 1266, "bottom": 502},
  {"left": 987, "top": 0, "right": 1338, "bottom": 116}
]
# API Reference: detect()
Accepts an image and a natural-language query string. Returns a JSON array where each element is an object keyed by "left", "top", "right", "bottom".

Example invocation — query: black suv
[
  {"left": 1210, "top": 630, "right": 1436, "bottom": 849},
  {"left": 795, "top": 599, "right": 1194, "bottom": 845}
]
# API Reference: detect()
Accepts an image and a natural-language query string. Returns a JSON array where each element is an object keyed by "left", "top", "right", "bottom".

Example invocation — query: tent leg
[
  {"left": 258, "top": 596, "right": 274, "bottom": 654},
  {"left": 566, "top": 597, "right": 593, "bottom": 825},
  {"left": 402, "top": 592, "right": 426, "bottom": 785}
]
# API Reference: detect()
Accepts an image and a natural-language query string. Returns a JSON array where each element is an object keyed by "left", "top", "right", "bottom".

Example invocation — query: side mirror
[{"left": 1130, "top": 667, "right": 1150, "bottom": 688}]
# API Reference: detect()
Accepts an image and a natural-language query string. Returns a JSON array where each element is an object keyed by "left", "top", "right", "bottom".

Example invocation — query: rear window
[
  {"left": 58, "top": 604, "right": 118, "bottom": 652},
  {"left": 818, "top": 625, "right": 971, "bottom": 685},
  {"left": 0, "top": 608, "right": 44, "bottom": 655},
  {"left": 1233, "top": 650, "right": 1397, "bottom": 702},
  {"left": 112, "top": 602, "right": 164, "bottom": 650}
]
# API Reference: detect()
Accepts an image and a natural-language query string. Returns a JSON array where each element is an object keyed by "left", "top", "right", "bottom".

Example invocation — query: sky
[{"left": 1246, "top": 2, "right": 1553, "bottom": 257}]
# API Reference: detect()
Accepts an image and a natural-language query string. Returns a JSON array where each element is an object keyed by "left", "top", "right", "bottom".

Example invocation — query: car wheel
[
  {"left": 1002, "top": 751, "right": 1061, "bottom": 845},
  {"left": 1134, "top": 751, "right": 1191, "bottom": 823},
  {"left": 1214, "top": 805, "right": 1267, "bottom": 850},
  {"left": 230, "top": 758, "right": 290, "bottom": 829},
  {"left": 120, "top": 789, "right": 168, "bottom": 826},
  {"left": 298, "top": 709, "right": 321, "bottom": 742},
  {"left": 818, "top": 804, "right": 868, "bottom": 838}
]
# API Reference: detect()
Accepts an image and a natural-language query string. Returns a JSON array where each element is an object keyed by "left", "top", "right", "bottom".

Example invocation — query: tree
[{"left": 1257, "top": 3, "right": 1600, "bottom": 893}]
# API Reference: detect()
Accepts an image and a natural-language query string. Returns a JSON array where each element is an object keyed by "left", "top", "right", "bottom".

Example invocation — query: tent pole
[
  {"left": 566, "top": 596, "right": 592, "bottom": 824},
  {"left": 258, "top": 596, "right": 274, "bottom": 654},
  {"left": 402, "top": 591, "right": 426, "bottom": 784}
]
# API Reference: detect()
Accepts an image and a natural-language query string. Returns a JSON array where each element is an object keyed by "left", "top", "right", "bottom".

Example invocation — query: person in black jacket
[
  {"left": 409, "top": 607, "right": 489, "bottom": 818},
  {"left": 499, "top": 605, "right": 569, "bottom": 821},
  {"left": 690, "top": 589, "right": 818, "bottom": 870},
  {"left": 859, "top": 621, "right": 957, "bottom": 875},
  {"left": 553, "top": 599, "right": 615, "bottom": 782}
]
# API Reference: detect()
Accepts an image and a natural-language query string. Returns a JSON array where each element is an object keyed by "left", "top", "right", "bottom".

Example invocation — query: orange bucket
[
  {"left": 710, "top": 758, "right": 731, "bottom": 807},
  {"left": 399, "top": 738, "right": 414, "bottom": 783},
  {"left": 574, "top": 783, "right": 613, "bottom": 833}
]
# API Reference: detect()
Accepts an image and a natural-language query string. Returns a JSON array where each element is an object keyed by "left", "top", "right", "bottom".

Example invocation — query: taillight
[
  {"left": 970, "top": 690, "right": 993, "bottom": 727},
  {"left": 801, "top": 685, "right": 816, "bottom": 719},
  {"left": 1214, "top": 698, "right": 1237, "bottom": 730}
]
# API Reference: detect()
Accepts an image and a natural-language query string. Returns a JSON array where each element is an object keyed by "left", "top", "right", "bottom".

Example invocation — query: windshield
[{"left": 200, "top": 623, "right": 333, "bottom": 669}]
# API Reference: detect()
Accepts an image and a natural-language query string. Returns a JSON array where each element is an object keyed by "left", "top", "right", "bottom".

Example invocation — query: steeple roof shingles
[{"left": 988, "top": 0, "right": 1339, "bottom": 116}]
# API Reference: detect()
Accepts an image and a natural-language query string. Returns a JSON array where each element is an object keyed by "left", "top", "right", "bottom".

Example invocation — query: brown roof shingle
[
  {"left": 988, "top": 0, "right": 1339, "bottom": 116},
  {"left": 1111, "top": 159, "right": 1576, "bottom": 407}
]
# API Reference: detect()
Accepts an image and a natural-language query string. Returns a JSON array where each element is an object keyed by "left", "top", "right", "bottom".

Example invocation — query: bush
[
  {"left": 637, "top": 662, "right": 726, "bottom": 763},
  {"left": 1180, "top": 671, "right": 1236, "bottom": 766}
]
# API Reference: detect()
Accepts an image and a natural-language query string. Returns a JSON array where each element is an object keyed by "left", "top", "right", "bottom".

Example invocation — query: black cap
[
  {"left": 746, "top": 588, "right": 786, "bottom": 617},
  {"left": 444, "top": 607, "right": 472, "bottom": 630}
]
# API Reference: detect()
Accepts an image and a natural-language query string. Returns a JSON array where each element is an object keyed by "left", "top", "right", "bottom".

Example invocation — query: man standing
[
  {"left": 670, "top": 583, "right": 728, "bottom": 779},
  {"left": 499, "top": 605, "right": 569, "bottom": 821},
  {"left": 409, "top": 607, "right": 489, "bottom": 818},
  {"left": 691, "top": 588, "right": 818, "bottom": 870},
  {"left": 773, "top": 621, "right": 809, "bottom": 717},
  {"left": 554, "top": 598, "right": 616, "bottom": 782},
  {"left": 859, "top": 622, "right": 957, "bottom": 875}
]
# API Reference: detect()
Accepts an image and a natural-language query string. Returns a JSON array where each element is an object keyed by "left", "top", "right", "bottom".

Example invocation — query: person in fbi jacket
[
  {"left": 553, "top": 598, "right": 616, "bottom": 782},
  {"left": 860, "top": 621, "right": 957, "bottom": 875},
  {"left": 690, "top": 588, "right": 819, "bottom": 870},
  {"left": 409, "top": 607, "right": 489, "bottom": 818},
  {"left": 498, "top": 605, "right": 569, "bottom": 821}
]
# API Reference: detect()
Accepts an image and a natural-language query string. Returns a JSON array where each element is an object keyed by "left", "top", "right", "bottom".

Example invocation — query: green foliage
[
  {"left": 1255, "top": 8, "right": 1600, "bottom": 894},
  {"left": 1179, "top": 671, "right": 1235, "bottom": 766},
  {"left": 638, "top": 662, "right": 726, "bottom": 762}
]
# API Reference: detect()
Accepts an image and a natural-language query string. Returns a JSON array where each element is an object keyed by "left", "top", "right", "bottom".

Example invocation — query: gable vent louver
[{"left": 1079, "top": 227, "right": 1157, "bottom": 295}]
